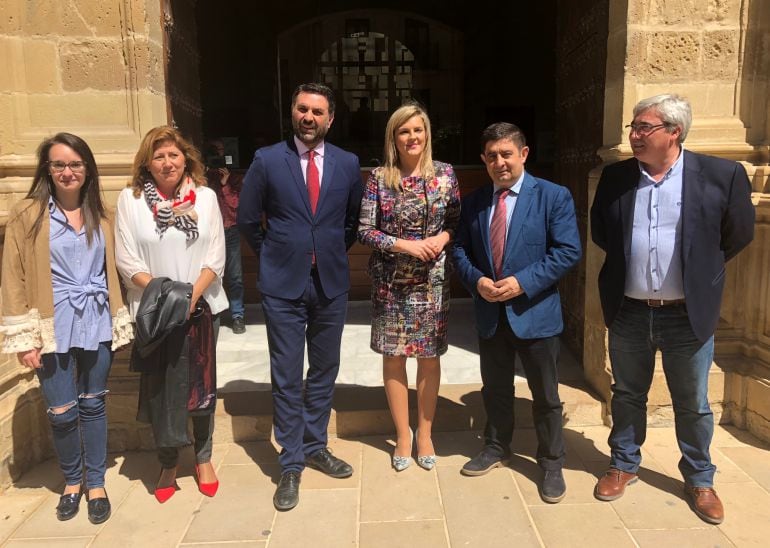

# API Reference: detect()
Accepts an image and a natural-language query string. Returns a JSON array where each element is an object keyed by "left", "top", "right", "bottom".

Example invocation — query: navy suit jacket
[
  {"left": 590, "top": 150, "right": 755, "bottom": 342},
  {"left": 237, "top": 139, "right": 363, "bottom": 300},
  {"left": 453, "top": 172, "right": 582, "bottom": 339}
]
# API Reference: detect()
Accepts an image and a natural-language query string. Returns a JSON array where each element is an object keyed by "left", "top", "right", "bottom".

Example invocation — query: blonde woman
[
  {"left": 358, "top": 103, "right": 460, "bottom": 471},
  {"left": 115, "top": 126, "right": 227, "bottom": 502}
]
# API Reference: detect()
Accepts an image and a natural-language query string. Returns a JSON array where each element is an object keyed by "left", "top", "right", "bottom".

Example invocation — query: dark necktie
[
  {"left": 307, "top": 149, "right": 320, "bottom": 214},
  {"left": 490, "top": 189, "right": 511, "bottom": 279}
]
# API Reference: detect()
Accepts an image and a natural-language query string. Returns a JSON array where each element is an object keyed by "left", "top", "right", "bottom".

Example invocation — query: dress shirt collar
[
  {"left": 293, "top": 135, "right": 325, "bottom": 159},
  {"left": 493, "top": 170, "right": 525, "bottom": 195},
  {"left": 48, "top": 197, "right": 70, "bottom": 227},
  {"left": 637, "top": 147, "right": 684, "bottom": 186}
]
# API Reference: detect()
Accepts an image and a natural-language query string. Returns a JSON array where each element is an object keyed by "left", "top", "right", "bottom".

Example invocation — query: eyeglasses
[
  {"left": 48, "top": 160, "right": 87, "bottom": 173},
  {"left": 625, "top": 123, "right": 670, "bottom": 137}
]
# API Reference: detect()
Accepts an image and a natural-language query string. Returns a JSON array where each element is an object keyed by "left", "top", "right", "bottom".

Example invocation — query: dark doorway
[
  {"left": 187, "top": 1, "right": 609, "bottom": 360},
  {"left": 195, "top": 1, "right": 558, "bottom": 173}
]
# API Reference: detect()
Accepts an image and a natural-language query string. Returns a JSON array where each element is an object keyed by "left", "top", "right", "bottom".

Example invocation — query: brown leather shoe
[
  {"left": 685, "top": 486, "right": 724, "bottom": 524},
  {"left": 594, "top": 468, "right": 638, "bottom": 501}
]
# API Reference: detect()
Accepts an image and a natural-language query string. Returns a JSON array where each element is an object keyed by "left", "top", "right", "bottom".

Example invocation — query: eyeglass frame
[
  {"left": 48, "top": 160, "right": 88, "bottom": 173},
  {"left": 624, "top": 122, "right": 673, "bottom": 137}
]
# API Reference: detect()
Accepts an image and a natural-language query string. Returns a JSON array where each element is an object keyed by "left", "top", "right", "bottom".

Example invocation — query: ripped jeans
[{"left": 37, "top": 342, "right": 113, "bottom": 488}]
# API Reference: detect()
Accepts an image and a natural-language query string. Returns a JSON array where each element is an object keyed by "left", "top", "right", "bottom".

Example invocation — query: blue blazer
[
  {"left": 453, "top": 172, "right": 582, "bottom": 339},
  {"left": 590, "top": 150, "right": 755, "bottom": 342},
  {"left": 237, "top": 139, "right": 363, "bottom": 300}
]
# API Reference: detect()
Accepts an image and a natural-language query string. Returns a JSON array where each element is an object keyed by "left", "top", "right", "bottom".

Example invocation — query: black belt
[{"left": 625, "top": 296, "right": 686, "bottom": 308}]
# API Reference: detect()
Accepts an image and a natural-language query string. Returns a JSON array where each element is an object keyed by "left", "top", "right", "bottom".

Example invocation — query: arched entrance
[{"left": 276, "top": 10, "right": 463, "bottom": 166}]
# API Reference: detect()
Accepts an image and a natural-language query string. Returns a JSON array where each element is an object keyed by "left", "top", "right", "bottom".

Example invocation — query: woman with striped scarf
[{"left": 115, "top": 126, "right": 228, "bottom": 503}]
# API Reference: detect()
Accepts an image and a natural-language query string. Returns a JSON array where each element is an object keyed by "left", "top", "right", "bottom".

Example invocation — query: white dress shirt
[{"left": 115, "top": 185, "right": 228, "bottom": 319}]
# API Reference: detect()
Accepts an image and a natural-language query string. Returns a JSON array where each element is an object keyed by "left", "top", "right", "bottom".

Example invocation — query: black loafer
[
  {"left": 273, "top": 471, "right": 301, "bottom": 511},
  {"left": 87, "top": 496, "right": 111, "bottom": 524},
  {"left": 540, "top": 469, "right": 566, "bottom": 503},
  {"left": 56, "top": 492, "right": 83, "bottom": 521},
  {"left": 461, "top": 448, "right": 509, "bottom": 476},
  {"left": 305, "top": 448, "right": 353, "bottom": 478}
]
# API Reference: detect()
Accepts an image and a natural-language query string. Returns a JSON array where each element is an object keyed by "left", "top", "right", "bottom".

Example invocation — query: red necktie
[
  {"left": 307, "top": 149, "right": 320, "bottom": 214},
  {"left": 490, "top": 189, "right": 510, "bottom": 279}
]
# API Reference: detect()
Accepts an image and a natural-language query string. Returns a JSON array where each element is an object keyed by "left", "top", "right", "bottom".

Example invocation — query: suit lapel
[
  {"left": 478, "top": 185, "right": 494, "bottom": 272},
  {"left": 619, "top": 161, "right": 638, "bottom": 261},
  {"left": 505, "top": 174, "right": 536, "bottom": 260},
  {"left": 681, "top": 150, "right": 702, "bottom": 263},
  {"left": 284, "top": 140, "right": 312, "bottom": 217},
  {"left": 316, "top": 146, "right": 337, "bottom": 216}
]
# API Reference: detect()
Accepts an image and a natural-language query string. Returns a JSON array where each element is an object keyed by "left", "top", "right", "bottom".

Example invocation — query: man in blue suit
[
  {"left": 453, "top": 122, "right": 581, "bottom": 503},
  {"left": 591, "top": 94, "right": 754, "bottom": 524},
  {"left": 238, "top": 83, "right": 363, "bottom": 511}
]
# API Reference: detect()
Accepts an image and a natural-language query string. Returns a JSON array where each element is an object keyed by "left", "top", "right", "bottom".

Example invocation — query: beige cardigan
[{"left": 0, "top": 199, "right": 133, "bottom": 354}]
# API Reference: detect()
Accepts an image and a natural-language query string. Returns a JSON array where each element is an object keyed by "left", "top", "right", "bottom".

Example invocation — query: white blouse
[{"left": 115, "top": 185, "right": 228, "bottom": 319}]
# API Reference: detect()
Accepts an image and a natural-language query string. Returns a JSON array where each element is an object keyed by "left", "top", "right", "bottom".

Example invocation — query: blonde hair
[
  {"left": 381, "top": 103, "right": 435, "bottom": 190},
  {"left": 130, "top": 126, "right": 206, "bottom": 197}
]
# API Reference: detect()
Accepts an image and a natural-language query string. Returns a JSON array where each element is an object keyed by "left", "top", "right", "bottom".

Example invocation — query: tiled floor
[{"left": 2, "top": 424, "right": 769, "bottom": 547}]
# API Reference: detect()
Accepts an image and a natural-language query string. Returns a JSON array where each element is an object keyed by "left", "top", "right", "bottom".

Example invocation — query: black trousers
[{"left": 479, "top": 306, "right": 565, "bottom": 470}]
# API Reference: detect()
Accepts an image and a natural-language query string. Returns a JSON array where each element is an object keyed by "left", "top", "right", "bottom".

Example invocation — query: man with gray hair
[{"left": 590, "top": 94, "right": 754, "bottom": 524}]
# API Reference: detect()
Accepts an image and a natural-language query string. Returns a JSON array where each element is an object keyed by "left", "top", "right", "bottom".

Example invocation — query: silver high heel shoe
[
  {"left": 392, "top": 428, "right": 413, "bottom": 472},
  {"left": 415, "top": 428, "right": 437, "bottom": 470}
]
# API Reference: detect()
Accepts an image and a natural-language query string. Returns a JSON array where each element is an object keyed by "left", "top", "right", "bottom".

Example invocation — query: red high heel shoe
[
  {"left": 154, "top": 469, "right": 177, "bottom": 504},
  {"left": 195, "top": 464, "right": 219, "bottom": 497}
]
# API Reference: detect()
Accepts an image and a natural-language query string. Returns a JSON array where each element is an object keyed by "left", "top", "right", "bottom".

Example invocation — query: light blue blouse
[{"left": 49, "top": 199, "right": 112, "bottom": 353}]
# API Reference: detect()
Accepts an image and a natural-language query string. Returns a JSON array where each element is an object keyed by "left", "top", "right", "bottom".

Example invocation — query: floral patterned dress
[{"left": 358, "top": 162, "right": 461, "bottom": 357}]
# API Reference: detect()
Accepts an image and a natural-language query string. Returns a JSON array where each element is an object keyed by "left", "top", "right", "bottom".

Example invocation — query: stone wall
[
  {"left": 0, "top": 0, "right": 169, "bottom": 492},
  {"left": 584, "top": 0, "right": 770, "bottom": 438}
]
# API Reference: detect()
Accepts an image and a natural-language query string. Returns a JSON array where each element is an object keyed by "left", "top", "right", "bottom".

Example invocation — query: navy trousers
[{"left": 261, "top": 268, "right": 348, "bottom": 472}]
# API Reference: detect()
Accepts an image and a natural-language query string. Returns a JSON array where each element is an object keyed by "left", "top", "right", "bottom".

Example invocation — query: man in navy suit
[
  {"left": 591, "top": 94, "right": 754, "bottom": 524},
  {"left": 238, "top": 83, "right": 363, "bottom": 511},
  {"left": 453, "top": 122, "right": 581, "bottom": 503}
]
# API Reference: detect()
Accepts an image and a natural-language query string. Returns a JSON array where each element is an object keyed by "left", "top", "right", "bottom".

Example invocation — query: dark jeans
[
  {"left": 479, "top": 306, "right": 565, "bottom": 470},
  {"left": 224, "top": 226, "right": 245, "bottom": 319},
  {"left": 37, "top": 342, "right": 113, "bottom": 488},
  {"left": 608, "top": 298, "right": 716, "bottom": 486}
]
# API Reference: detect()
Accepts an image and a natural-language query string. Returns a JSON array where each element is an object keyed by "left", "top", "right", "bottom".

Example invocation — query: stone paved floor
[{"left": 2, "top": 423, "right": 769, "bottom": 547}]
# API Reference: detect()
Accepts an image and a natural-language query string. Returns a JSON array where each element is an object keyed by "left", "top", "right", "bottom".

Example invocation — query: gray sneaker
[
  {"left": 461, "top": 448, "right": 509, "bottom": 476},
  {"left": 232, "top": 317, "right": 246, "bottom": 334},
  {"left": 540, "top": 469, "right": 566, "bottom": 503}
]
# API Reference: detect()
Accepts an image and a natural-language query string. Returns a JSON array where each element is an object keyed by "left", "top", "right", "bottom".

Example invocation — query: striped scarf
[{"left": 142, "top": 176, "right": 199, "bottom": 241}]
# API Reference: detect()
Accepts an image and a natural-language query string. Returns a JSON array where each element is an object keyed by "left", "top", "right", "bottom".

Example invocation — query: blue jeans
[
  {"left": 37, "top": 342, "right": 113, "bottom": 488},
  {"left": 224, "top": 226, "right": 245, "bottom": 319},
  {"left": 608, "top": 298, "right": 716, "bottom": 487}
]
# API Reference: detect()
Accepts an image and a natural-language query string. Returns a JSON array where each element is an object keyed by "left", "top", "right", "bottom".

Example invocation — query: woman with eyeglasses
[
  {"left": 1, "top": 133, "right": 133, "bottom": 524},
  {"left": 115, "top": 126, "right": 227, "bottom": 503},
  {"left": 358, "top": 103, "right": 460, "bottom": 471}
]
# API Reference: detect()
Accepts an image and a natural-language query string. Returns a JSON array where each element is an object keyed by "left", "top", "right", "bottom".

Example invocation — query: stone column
[
  {"left": 585, "top": 0, "right": 770, "bottom": 439},
  {"left": 0, "top": 0, "right": 168, "bottom": 490}
]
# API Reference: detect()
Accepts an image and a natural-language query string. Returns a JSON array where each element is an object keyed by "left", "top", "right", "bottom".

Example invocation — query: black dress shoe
[
  {"left": 305, "top": 448, "right": 353, "bottom": 478},
  {"left": 540, "top": 469, "right": 566, "bottom": 503},
  {"left": 461, "top": 448, "right": 509, "bottom": 476},
  {"left": 56, "top": 492, "right": 83, "bottom": 521},
  {"left": 274, "top": 471, "right": 301, "bottom": 511},
  {"left": 87, "top": 495, "right": 111, "bottom": 524}
]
